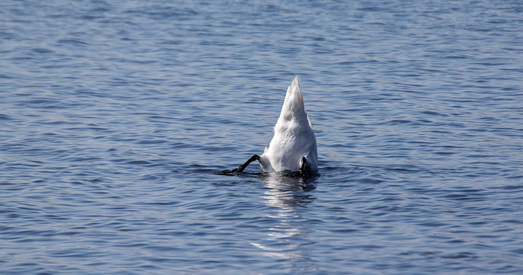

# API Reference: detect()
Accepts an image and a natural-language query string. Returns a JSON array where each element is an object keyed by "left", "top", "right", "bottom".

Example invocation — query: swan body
[
  {"left": 230, "top": 76, "right": 317, "bottom": 176},
  {"left": 258, "top": 76, "right": 317, "bottom": 174}
]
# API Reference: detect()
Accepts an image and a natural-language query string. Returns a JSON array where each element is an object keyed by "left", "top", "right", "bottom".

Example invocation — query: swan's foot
[
  {"left": 299, "top": 156, "right": 314, "bottom": 177},
  {"left": 230, "top": 154, "right": 260, "bottom": 173}
]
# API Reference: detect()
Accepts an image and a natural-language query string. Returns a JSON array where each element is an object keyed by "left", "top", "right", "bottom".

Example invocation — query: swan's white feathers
[{"left": 258, "top": 76, "right": 318, "bottom": 173}]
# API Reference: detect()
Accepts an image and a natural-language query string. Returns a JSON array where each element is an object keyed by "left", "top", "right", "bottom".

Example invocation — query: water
[{"left": 1, "top": 0, "right": 522, "bottom": 273}]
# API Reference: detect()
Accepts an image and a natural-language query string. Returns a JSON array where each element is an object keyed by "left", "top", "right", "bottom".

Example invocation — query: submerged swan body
[{"left": 232, "top": 76, "right": 318, "bottom": 176}]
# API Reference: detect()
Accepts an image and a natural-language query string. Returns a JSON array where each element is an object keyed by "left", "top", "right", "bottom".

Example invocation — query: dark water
[{"left": 1, "top": 0, "right": 522, "bottom": 274}]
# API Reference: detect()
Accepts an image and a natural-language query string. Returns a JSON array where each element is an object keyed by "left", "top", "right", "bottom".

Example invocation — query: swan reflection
[{"left": 251, "top": 173, "right": 316, "bottom": 259}]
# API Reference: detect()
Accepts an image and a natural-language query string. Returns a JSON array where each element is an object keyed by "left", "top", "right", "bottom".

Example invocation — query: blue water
[{"left": 1, "top": 0, "right": 522, "bottom": 274}]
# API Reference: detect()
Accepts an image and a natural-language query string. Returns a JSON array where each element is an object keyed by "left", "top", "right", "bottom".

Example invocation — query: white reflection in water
[{"left": 251, "top": 173, "right": 317, "bottom": 259}]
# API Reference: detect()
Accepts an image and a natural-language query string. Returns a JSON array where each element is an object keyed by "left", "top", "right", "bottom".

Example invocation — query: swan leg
[
  {"left": 300, "top": 156, "right": 313, "bottom": 177},
  {"left": 231, "top": 154, "right": 260, "bottom": 173}
]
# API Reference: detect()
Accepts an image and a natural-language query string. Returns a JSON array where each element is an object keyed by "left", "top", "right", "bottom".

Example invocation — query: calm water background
[{"left": 1, "top": 0, "right": 522, "bottom": 274}]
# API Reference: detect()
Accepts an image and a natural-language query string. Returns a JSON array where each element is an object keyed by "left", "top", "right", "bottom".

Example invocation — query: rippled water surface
[{"left": 1, "top": 0, "right": 522, "bottom": 274}]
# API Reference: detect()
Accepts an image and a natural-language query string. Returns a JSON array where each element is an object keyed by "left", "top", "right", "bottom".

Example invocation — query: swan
[{"left": 231, "top": 76, "right": 318, "bottom": 176}]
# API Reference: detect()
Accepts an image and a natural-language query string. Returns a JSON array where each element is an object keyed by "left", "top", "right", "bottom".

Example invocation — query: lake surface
[{"left": 1, "top": 0, "right": 522, "bottom": 274}]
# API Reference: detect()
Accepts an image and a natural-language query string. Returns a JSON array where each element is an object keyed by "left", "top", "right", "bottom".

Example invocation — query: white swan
[{"left": 232, "top": 76, "right": 318, "bottom": 176}]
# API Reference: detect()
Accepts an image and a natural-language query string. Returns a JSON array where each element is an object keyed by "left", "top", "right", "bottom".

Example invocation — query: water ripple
[{"left": 1, "top": 0, "right": 522, "bottom": 274}]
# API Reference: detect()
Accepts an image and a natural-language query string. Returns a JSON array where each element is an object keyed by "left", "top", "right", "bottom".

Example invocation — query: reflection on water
[{"left": 251, "top": 174, "right": 317, "bottom": 259}]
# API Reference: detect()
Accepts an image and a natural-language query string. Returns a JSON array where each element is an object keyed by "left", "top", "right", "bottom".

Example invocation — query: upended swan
[{"left": 230, "top": 76, "right": 318, "bottom": 176}]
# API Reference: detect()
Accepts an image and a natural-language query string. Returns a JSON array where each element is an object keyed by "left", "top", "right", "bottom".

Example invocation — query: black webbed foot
[{"left": 299, "top": 156, "right": 314, "bottom": 177}]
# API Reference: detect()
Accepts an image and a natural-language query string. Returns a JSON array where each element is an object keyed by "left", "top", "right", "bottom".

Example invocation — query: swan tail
[{"left": 280, "top": 76, "right": 305, "bottom": 118}]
